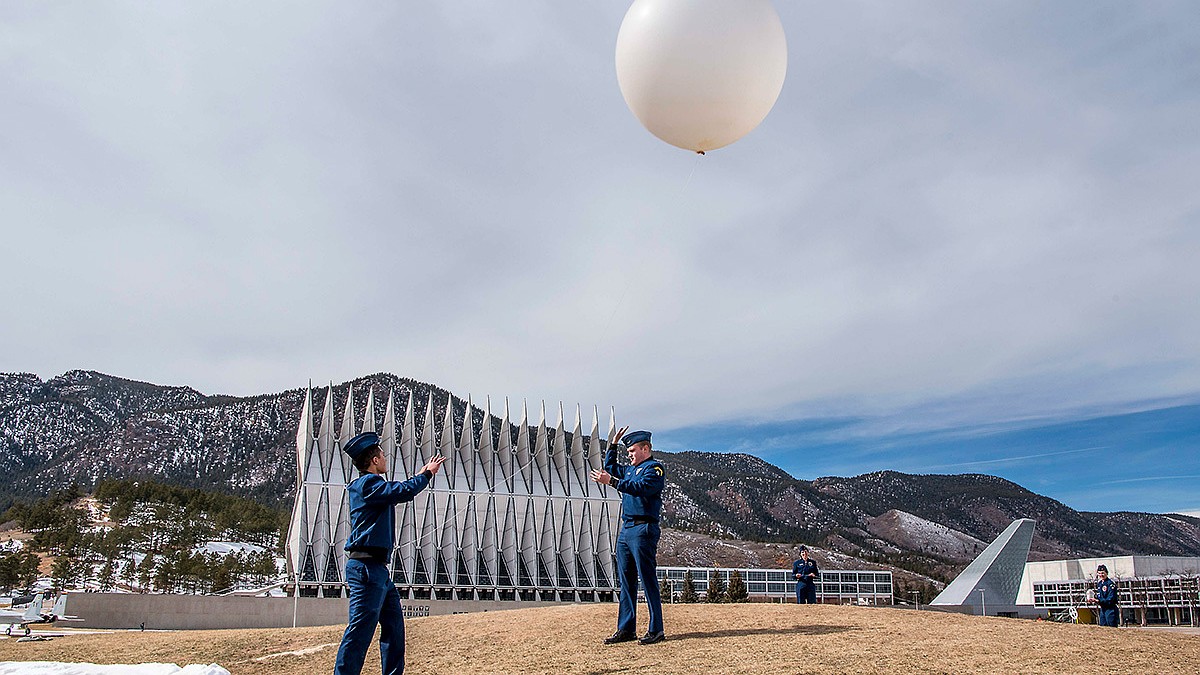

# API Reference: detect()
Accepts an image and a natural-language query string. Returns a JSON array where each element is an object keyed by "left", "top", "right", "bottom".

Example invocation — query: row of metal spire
[{"left": 286, "top": 383, "right": 625, "bottom": 594}]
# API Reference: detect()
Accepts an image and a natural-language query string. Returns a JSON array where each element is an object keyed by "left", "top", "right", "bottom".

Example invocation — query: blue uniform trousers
[
  {"left": 795, "top": 581, "right": 816, "bottom": 604},
  {"left": 335, "top": 558, "right": 405, "bottom": 675},
  {"left": 1097, "top": 606, "right": 1118, "bottom": 627},
  {"left": 616, "top": 521, "right": 663, "bottom": 635}
]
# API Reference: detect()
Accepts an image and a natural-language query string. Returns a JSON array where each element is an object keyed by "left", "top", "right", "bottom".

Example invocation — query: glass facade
[
  {"left": 1032, "top": 575, "right": 1200, "bottom": 626},
  {"left": 656, "top": 566, "right": 893, "bottom": 605}
]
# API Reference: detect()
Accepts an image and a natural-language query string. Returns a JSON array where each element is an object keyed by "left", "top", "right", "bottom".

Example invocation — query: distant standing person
[
  {"left": 1093, "top": 564, "right": 1119, "bottom": 627},
  {"left": 590, "top": 427, "right": 666, "bottom": 645},
  {"left": 793, "top": 546, "right": 820, "bottom": 604},
  {"left": 335, "top": 431, "right": 446, "bottom": 675}
]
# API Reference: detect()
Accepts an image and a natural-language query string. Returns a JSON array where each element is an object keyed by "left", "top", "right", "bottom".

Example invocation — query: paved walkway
[{"left": 1131, "top": 625, "right": 1200, "bottom": 636}]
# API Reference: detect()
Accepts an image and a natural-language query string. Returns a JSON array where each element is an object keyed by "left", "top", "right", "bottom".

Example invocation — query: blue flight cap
[
  {"left": 622, "top": 430, "right": 652, "bottom": 447},
  {"left": 799, "top": 545, "right": 808, "bottom": 552},
  {"left": 343, "top": 432, "right": 381, "bottom": 461}
]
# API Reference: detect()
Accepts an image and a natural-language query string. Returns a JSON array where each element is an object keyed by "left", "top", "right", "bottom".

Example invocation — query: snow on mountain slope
[{"left": 866, "top": 509, "right": 987, "bottom": 561}]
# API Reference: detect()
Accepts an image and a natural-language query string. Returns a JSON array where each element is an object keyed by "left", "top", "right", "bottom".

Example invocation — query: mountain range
[{"left": 3, "top": 370, "right": 1199, "bottom": 583}]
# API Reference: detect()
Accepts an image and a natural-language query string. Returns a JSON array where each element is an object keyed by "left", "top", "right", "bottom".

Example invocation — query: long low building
[
  {"left": 930, "top": 518, "right": 1200, "bottom": 624},
  {"left": 1020, "top": 556, "right": 1200, "bottom": 626},
  {"left": 656, "top": 566, "right": 894, "bottom": 605}
]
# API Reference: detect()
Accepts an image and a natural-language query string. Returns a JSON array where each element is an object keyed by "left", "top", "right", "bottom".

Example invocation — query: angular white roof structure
[
  {"left": 286, "top": 383, "right": 623, "bottom": 602},
  {"left": 931, "top": 518, "right": 1036, "bottom": 606}
]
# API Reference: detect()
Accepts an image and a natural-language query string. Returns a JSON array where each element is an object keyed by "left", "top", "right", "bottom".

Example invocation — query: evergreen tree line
[
  {"left": 1, "top": 481, "right": 286, "bottom": 595},
  {"left": 658, "top": 569, "right": 751, "bottom": 604},
  {"left": 892, "top": 577, "right": 941, "bottom": 605},
  {"left": 863, "top": 549, "right": 955, "bottom": 584},
  {"left": 0, "top": 548, "right": 40, "bottom": 592},
  {"left": 93, "top": 479, "right": 285, "bottom": 545}
]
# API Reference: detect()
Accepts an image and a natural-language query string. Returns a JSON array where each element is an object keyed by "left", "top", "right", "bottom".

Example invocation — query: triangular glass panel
[
  {"left": 392, "top": 551, "right": 408, "bottom": 584},
  {"left": 324, "top": 551, "right": 341, "bottom": 583},
  {"left": 518, "top": 558, "right": 534, "bottom": 587},
  {"left": 576, "top": 555, "right": 591, "bottom": 587},
  {"left": 477, "top": 555, "right": 492, "bottom": 586},
  {"left": 456, "top": 550, "right": 472, "bottom": 584},
  {"left": 557, "top": 554, "right": 572, "bottom": 587},
  {"left": 301, "top": 547, "right": 317, "bottom": 582},
  {"left": 596, "top": 557, "right": 612, "bottom": 588},
  {"left": 413, "top": 554, "right": 429, "bottom": 586}
]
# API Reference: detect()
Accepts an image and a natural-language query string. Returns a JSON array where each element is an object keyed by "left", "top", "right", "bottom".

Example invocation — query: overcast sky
[{"left": 3, "top": 3, "right": 1198, "bottom": 512}]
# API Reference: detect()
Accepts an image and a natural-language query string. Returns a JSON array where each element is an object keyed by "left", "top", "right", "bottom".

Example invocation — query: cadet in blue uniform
[
  {"left": 1093, "top": 564, "right": 1119, "bottom": 627},
  {"left": 590, "top": 427, "right": 666, "bottom": 645},
  {"left": 335, "top": 431, "right": 446, "bottom": 675},
  {"left": 792, "top": 546, "right": 820, "bottom": 604}
]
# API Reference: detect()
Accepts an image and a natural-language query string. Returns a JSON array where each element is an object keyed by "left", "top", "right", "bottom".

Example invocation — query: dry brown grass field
[{"left": 2, "top": 603, "right": 1197, "bottom": 674}]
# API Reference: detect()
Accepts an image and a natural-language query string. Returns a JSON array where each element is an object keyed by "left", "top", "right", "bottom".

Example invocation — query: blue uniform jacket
[
  {"left": 605, "top": 446, "right": 665, "bottom": 522},
  {"left": 1095, "top": 578, "right": 1118, "bottom": 608},
  {"left": 792, "top": 559, "right": 820, "bottom": 585},
  {"left": 344, "top": 471, "right": 431, "bottom": 554}
]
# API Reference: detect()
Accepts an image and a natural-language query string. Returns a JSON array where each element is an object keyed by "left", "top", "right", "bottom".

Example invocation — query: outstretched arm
[{"left": 361, "top": 455, "right": 446, "bottom": 505}]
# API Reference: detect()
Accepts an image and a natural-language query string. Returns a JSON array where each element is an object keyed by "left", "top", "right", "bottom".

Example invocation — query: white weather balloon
[{"left": 615, "top": 0, "right": 788, "bottom": 153}]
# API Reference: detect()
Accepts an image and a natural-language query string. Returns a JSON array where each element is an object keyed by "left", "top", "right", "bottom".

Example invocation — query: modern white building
[
  {"left": 286, "top": 384, "right": 623, "bottom": 603},
  {"left": 1020, "top": 556, "right": 1200, "bottom": 626},
  {"left": 656, "top": 566, "right": 894, "bottom": 605},
  {"left": 930, "top": 517, "right": 1200, "bottom": 624}
]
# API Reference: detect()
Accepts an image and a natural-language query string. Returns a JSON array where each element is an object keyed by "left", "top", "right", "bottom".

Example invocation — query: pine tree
[
  {"left": 0, "top": 550, "right": 39, "bottom": 593},
  {"left": 726, "top": 569, "right": 749, "bottom": 603},
  {"left": 121, "top": 554, "right": 138, "bottom": 589},
  {"left": 705, "top": 570, "right": 727, "bottom": 603},
  {"left": 98, "top": 557, "right": 116, "bottom": 591},
  {"left": 153, "top": 556, "right": 175, "bottom": 593},
  {"left": 137, "top": 555, "right": 155, "bottom": 592},
  {"left": 679, "top": 570, "right": 699, "bottom": 603},
  {"left": 51, "top": 556, "right": 72, "bottom": 593},
  {"left": 659, "top": 576, "right": 673, "bottom": 604}
]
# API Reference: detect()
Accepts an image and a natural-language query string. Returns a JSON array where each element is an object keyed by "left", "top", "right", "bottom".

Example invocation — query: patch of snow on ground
[
  {"left": 253, "top": 641, "right": 339, "bottom": 661},
  {"left": 195, "top": 541, "right": 266, "bottom": 556},
  {"left": 0, "top": 664, "right": 228, "bottom": 675}
]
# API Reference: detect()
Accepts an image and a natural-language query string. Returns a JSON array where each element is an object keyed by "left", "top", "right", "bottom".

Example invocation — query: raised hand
[
  {"left": 423, "top": 454, "right": 448, "bottom": 475},
  {"left": 610, "top": 425, "right": 630, "bottom": 448}
]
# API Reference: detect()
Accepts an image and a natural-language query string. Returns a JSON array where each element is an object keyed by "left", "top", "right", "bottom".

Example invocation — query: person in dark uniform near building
[
  {"left": 590, "top": 426, "right": 666, "bottom": 645},
  {"left": 1092, "top": 564, "right": 1119, "bottom": 627},
  {"left": 335, "top": 431, "right": 446, "bottom": 675},
  {"left": 792, "top": 546, "right": 820, "bottom": 604}
]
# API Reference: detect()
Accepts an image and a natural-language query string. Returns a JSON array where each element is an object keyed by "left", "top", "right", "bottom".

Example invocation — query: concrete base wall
[
  {"left": 926, "top": 603, "right": 1048, "bottom": 619},
  {"left": 63, "top": 593, "right": 572, "bottom": 630}
]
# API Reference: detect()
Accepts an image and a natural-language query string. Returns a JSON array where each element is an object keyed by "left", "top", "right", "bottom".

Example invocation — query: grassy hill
[{"left": 2, "top": 603, "right": 1197, "bottom": 674}]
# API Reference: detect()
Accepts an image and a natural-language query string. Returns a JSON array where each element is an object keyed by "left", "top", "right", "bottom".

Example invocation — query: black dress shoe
[
  {"left": 604, "top": 630, "right": 636, "bottom": 644},
  {"left": 638, "top": 631, "right": 665, "bottom": 645}
]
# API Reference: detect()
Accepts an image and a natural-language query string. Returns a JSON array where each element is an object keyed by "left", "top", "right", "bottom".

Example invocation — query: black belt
[
  {"left": 348, "top": 550, "right": 388, "bottom": 563},
  {"left": 626, "top": 517, "right": 657, "bottom": 525}
]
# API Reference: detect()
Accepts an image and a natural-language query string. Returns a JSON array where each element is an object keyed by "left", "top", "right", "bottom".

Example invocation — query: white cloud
[{"left": 2, "top": 2, "right": 1199, "bottom": 431}]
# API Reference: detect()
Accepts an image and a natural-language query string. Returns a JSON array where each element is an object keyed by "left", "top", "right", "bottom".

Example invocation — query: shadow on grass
[
  {"left": 668, "top": 624, "right": 855, "bottom": 641},
  {"left": 586, "top": 626, "right": 857, "bottom": 673}
]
